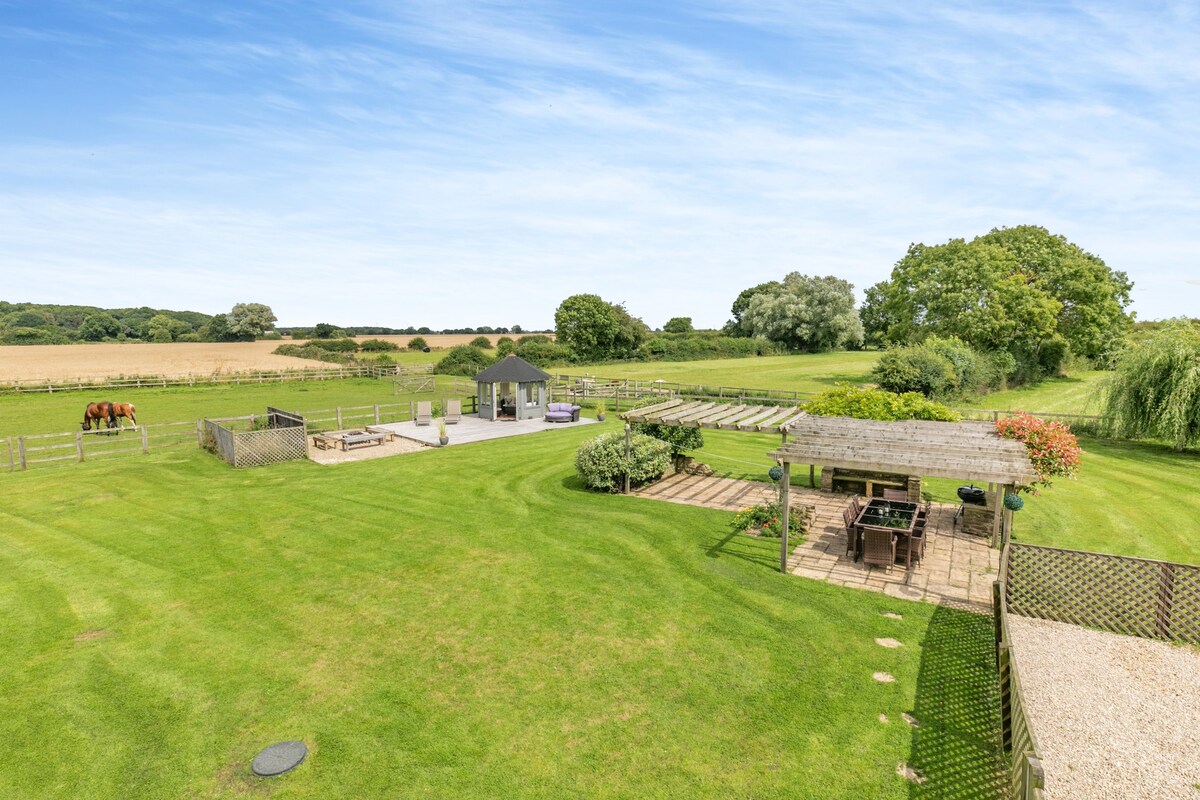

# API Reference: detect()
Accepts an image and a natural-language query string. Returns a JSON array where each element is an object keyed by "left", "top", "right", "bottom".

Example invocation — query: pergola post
[
  {"left": 779, "top": 461, "right": 791, "bottom": 574},
  {"left": 623, "top": 423, "right": 632, "bottom": 495},
  {"left": 991, "top": 483, "right": 1005, "bottom": 548}
]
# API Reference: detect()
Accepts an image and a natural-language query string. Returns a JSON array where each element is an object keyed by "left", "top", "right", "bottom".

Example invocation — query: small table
[
  {"left": 855, "top": 499, "right": 919, "bottom": 569},
  {"left": 340, "top": 432, "right": 387, "bottom": 451}
]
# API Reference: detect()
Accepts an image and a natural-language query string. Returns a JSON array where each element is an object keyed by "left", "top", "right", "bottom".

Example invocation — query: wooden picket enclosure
[{"left": 1004, "top": 542, "right": 1200, "bottom": 643}]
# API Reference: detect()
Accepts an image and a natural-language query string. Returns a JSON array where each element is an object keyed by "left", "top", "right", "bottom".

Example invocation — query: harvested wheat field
[{"left": 0, "top": 341, "right": 332, "bottom": 382}]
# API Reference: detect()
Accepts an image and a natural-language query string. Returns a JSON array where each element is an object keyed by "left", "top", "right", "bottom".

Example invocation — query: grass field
[
  {"left": 0, "top": 377, "right": 460, "bottom": 437},
  {"left": 0, "top": 424, "right": 1003, "bottom": 799},
  {"left": 573, "top": 352, "right": 880, "bottom": 394}
]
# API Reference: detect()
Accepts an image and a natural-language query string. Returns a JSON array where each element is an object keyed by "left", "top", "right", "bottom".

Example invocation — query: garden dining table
[{"left": 854, "top": 498, "right": 920, "bottom": 570}]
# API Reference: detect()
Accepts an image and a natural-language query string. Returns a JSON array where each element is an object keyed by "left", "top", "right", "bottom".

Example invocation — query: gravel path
[
  {"left": 308, "top": 435, "right": 427, "bottom": 464},
  {"left": 1006, "top": 615, "right": 1200, "bottom": 799}
]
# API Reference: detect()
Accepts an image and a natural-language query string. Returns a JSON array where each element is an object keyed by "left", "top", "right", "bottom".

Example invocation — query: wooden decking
[{"left": 635, "top": 473, "right": 999, "bottom": 609}]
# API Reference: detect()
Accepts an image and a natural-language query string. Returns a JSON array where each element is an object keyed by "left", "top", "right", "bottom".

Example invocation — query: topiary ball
[
  {"left": 768, "top": 465, "right": 784, "bottom": 482},
  {"left": 1004, "top": 493, "right": 1025, "bottom": 511}
]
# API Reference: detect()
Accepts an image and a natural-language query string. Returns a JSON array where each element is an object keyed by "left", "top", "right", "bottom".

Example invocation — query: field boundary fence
[{"left": 0, "top": 363, "right": 432, "bottom": 394}]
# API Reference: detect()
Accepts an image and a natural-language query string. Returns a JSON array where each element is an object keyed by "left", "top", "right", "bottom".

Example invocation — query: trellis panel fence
[
  {"left": 1004, "top": 542, "right": 1200, "bottom": 643},
  {"left": 202, "top": 418, "right": 308, "bottom": 468},
  {"left": 993, "top": 556, "right": 1046, "bottom": 800}
]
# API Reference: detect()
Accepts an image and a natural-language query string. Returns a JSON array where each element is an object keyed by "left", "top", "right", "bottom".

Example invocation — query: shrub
[
  {"left": 516, "top": 334, "right": 551, "bottom": 346},
  {"left": 259, "top": 331, "right": 283, "bottom": 341},
  {"left": 469, "top": 335, "right": 493, "bottom": 349},
  {"left": 630, "top": 395, "right": 703, "bottom": 455},
  {"left": 176, "top": 333, "right": 202, "bottom": 343},
  {"left": 496, "top": 336, "right": 515, "bottom": 357},
  {"left": 359, "top": 338, "right": 400, "bottom": 352},
  {"left": 515, "top": 339, "right": 573, "bottom": 368},
  {"left": 637, "top": 333, "right": 782, "bottom": 362},
  {"left": 872, "top": 346, "right": 957, "bottom": 397},
  {"left": 408, "top": 336, "right": 429, "bottom": 351},
  {"left": 663, "top": 317, "right": 693, "bottom": 333},
  {"left": 434, "top": 345, "right": 495, "bottom": 377},
  {"left": 575, "top": 432, "right": 670, "bottom": 492},
  {"left": 731, "top": 503, "right": 807, "bottom": 539},
  {"left": 804, "top": 385, "right": 960, "bottom": 422},
  {"left": 302, "top": 338, "right": 359, "bottom": 352},
  {"left": 995, "top": 413, "right": 1082, "bottom": 490},
  {"left": 272, "top": 344, "right": 353, "bottom": 364}
]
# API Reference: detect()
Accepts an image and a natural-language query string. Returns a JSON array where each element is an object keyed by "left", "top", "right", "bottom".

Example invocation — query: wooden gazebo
[{"left": 473, "top": 354, "right": 552, "bottom": 421}]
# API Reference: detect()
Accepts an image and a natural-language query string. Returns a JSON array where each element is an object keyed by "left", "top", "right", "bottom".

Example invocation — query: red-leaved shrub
[{"left": 995, "top": 413, "right": 1082, "bottom": 492}]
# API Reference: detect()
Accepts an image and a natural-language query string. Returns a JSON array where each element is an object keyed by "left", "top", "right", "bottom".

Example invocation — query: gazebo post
[{"left": 779, "top": 461, "right": 791, "bottom": 574}]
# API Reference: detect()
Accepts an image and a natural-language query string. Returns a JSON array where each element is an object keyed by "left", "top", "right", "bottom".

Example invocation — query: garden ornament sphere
[
  {"left": 768, "top": 465, "right": 784, "bottom": 482},
  {"left": 1004, "top": 493, "right": 1025, "bottom": 511}
]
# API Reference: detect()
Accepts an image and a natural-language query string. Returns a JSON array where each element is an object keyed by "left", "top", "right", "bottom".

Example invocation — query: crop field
[
  {"left": 0, "top": 408, "right": 1002, "bottom": 799},
  {"left": 0, "top": 334, "right": 518, "bottom": 383}
]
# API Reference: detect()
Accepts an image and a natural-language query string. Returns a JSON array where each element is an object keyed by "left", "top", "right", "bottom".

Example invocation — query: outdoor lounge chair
[
  {"left": 445, "top": 399, "right": 461, "bottom": 424},
  {"left": 861, "top": 526, "right": 898, "bottom": 569},
  {"left": 415, "top": 401, "right": 432, "bottom": 426}
]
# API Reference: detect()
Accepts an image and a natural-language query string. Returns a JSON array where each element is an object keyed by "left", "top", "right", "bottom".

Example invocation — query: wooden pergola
[
  {"left": 622, "top": 403, "right": 1038, "bottom": 573},
  {"left": 621, "top": 398, "right": 808, "bottom": 434}
]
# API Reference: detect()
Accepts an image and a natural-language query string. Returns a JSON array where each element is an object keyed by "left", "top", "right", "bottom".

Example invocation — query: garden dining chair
[
  {"left": 861, "top": 526, "right": 898, "bottom": 569},
  {"left": 883, "top": 488, "right": 908, "bottom": 502}
]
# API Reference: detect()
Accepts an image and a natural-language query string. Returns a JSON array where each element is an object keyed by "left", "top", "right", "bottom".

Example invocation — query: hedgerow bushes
[
  {"left": 637, "top": 334, "right": 783, "bottom": 362},
  {"left": 434, "top": 345, "right": 495, "bottom": 377},
  {"left": 575, "top": 432, "right": 671, "bottom": 492},
  {"left": 804, "top": 385, "right": 960, "bottom": 422}
]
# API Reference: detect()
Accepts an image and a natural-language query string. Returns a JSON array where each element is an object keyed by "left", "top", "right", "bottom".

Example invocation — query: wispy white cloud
[{"left": 0, "top": 1, "right": 1197, "bottom": 326}]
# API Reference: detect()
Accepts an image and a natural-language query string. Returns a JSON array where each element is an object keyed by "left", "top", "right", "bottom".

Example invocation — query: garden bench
[
  {"left": 365, "top": 426, "right": 396, "bottom": 442},
  {"left": 312, "top": 433, "right": 340, "bottom": 450}
]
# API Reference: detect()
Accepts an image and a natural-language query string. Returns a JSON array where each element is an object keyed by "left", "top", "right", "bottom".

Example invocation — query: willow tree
[{"left": 1102, "top": 322, "right": 1200, "bottom": 450}]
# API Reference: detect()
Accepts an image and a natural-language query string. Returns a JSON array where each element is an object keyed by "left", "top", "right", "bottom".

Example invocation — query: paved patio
[
  {"left": 373, "top": 413, "right": 598, "bottom": 447},
  {"left": 634, "top": 473, "right": 999, "bottom": 609}
]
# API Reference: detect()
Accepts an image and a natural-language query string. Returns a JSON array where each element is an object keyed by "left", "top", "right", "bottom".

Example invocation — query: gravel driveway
[{"left": 1006, "top": 615, "right": 1200, "bottom": 799}]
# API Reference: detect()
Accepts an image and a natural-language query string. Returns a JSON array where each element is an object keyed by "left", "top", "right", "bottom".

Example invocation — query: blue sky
[{"left": 1, "top": 1, "right": 1197, "bottom": 328}]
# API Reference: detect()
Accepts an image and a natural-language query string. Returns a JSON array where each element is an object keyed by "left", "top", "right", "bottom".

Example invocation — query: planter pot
[
  {"left": 597, "top": 412, "right": 606, "bottom": 422},
  {"left": 438, "top": 436, "right": 449, "bottom": 446}
]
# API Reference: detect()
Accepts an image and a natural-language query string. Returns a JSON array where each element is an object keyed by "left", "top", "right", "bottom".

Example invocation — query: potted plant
[
  {"left": 437, "top": 419, "right": 449, "bottom": 446},
  {"left": 596, "top": 401, "right": 607, "bottom": 422}
]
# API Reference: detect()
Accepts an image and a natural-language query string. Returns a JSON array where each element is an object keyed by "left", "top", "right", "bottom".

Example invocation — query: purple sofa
[{"left": 544, "top": 402, "right": 581, "bottom": 423}]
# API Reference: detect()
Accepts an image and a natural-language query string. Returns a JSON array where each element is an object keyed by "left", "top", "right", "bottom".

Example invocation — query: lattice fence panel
[
  {"left": 1006, "top": 543, "right": 1200, "bottom": 644},
  {"left": 232, "top": 427, "right": 308, "bottom": 468}
]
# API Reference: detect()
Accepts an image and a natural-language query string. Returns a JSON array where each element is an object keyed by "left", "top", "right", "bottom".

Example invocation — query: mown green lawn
[
  {"left": 573, "top": 352, "right": 880, "bottom": 394},
  {"left": 0, "top": 424, "right": 1003, "bottom": 799}
]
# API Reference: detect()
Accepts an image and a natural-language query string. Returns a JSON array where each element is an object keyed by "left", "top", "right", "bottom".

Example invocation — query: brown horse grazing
[
  {"left": 82, "top": 402, "right": 117, "bottom": 431},
  {"left": 111, "top": 402, "right": 137, "bottom": 427}
]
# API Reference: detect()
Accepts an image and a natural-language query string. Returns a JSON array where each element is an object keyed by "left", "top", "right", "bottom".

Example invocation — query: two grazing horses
[{"left": 82, "top": 402, "right": 137, "bottom": 431}]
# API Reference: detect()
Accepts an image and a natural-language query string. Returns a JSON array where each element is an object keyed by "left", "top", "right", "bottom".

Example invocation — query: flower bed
[{"left": 732, "top": 503, "right": 809, "bottom": 539}]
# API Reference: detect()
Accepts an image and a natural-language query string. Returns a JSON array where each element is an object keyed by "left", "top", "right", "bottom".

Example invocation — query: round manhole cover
[{"left": 251, "top": 740, "right": 307, "bottom": 777}]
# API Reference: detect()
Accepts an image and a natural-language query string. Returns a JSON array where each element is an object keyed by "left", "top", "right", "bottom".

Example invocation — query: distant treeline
[
  {"left": 278, "top": 324, "right": 550, "bottom": 338},
  {"left": 0, "top": 301, "right": 216, "bottom": 345}
]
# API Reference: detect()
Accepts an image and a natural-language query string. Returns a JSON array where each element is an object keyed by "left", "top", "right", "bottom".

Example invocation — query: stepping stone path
[
  {"left": 881, "top": 612, "right": 904, "bottom": 620},
  {"left": 878, "top": 713, "right": 889, "bottom": 724},
  {"left": 896, "top": 763, "right": 926, "bottom": 784},
  {"left": 874, "top": 637, "right": 903, "bottom": 648},
  {"left": 872, "top": 671, "right": 896, "bottom": 683},
  {"left": 251, "top": 741, "right": 308, "bottom": 778}
]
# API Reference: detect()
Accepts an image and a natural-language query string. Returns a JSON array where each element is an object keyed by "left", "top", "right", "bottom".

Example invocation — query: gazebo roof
[
  {"left": 770, "top": 413, "right": 1038, "bottom": 485},
  {"left": 473, "top": 354, "right": 552, "bottom": 384}
]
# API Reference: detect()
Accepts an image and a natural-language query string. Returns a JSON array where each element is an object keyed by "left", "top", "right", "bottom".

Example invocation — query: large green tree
[
  {"left": 78, "top": 312, "right": 121, "bottom": 341},
  {"left": 554, "top": 294, "right": 649, "bottom": 361},
  {"left": 726, "top": 281, "right": 781, "bottom": 336},
  {"left": 862, "top": 226, "right": 1132, "bottom": 376},
  {"left": 225, "top": 303, "right": 277, "bottom": 341},
  {"left": 741, "top": 273, "right": 863, "bottom": 351}
]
